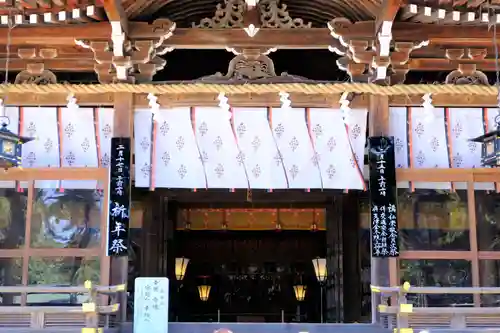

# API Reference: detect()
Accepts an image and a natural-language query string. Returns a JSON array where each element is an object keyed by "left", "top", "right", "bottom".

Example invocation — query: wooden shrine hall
[{"left": 1, "top": 0, "right": 500, "bottom": 332}]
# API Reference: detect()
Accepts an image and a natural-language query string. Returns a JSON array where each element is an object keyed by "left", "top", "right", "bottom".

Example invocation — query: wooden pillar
[
  {"left": 140, "top": 192, "right": 164, "bottom": 277},
  {"left": 342, "top": 191, "right": 361, "bottom": 322},
  {"left": 141, "top": 192, "right": 172, "bottom": 278},
  {"left": 111, "top": 92, "right": 134, "bottom": 321},
  {"left": 368, "top": 95, "right": 396, "bottom": 323},
  {"left": 325, "top": 196, "right": 343, "bottom": 322}
]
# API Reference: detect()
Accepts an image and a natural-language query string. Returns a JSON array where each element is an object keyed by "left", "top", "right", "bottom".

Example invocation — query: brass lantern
[
  {"left": 312, "top": 257, "right": 327, "bottom": 284},
  {"left": 0, "top": 117, "right": 33, "bottom": 169},
  {"left": 293, "top": 285, "right": 307, "bottom": 301},
  {"left": 175, "top": 257, "right": 189, "bottom": 281},
  {"left": 198, "top": 284, "right": 211, "bottom": 301},
  {"left": 470, "top": 115, "right": 500, "bottom": 167}
]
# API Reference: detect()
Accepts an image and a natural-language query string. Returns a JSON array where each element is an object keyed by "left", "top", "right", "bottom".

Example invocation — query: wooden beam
[
  {"left": 0, "top": 45, "right": 93, "bottom": 57},
  {"left": 0, "top": 22, "right": 111, "bottom": 45},
  {"left": 374, "top": 0, "right": 403, "bottom": 79},
  {"left": 375, "top": 0, "right": 403, "bottom": 35},
  {"left": 166, "top": 28, "right": 333, "bottom": 49},
  {"left": 332, "top": 20, "right": 500, "bottom": 46},
  {"left": 408, "top": 58, "right": 500, "bottom": 71},
  {"left": 0, "top": 20, "right": 498, "bottom": 49},
  {"left": 0, "top": 58, "right": 95, "bottom": 71},
  {"left": 102, "top": 0, "right": 128, "bottom": 34}
]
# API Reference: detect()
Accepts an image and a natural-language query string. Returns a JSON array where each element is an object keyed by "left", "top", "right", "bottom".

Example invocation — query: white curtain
[
  {"left": 271, "top": 107, "right": 321, "bottom": 189},
  {"left": 21, "top": 107, "right": 60, "bottom": 188},
  {"left": 60, "top": 107, "right": 99, "bottom": 189},
  {"left": 153, "top": 108, "right": 206, "bottom": 189},
  {"left": 233, "top": 107, "right": 287, "bottom": 189},
  {"left": 194, "top": 107, "right": 247, "bottom": 189},
  {"left": 309, "top": 108, "right": 366, "bottom": 190},
  {"left": 133, "top": 106, "right": 369, "bottom": 190},
  {"left": 133, "top": 110, "right": 153, "bottom": 188}
]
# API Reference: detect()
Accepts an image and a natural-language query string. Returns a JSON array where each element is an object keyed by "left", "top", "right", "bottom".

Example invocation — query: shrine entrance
[
  {"left": 136, "top": 191, "right": 372, "bottom": 324},
  {"left": 173, "top": 228, "right": 326, "bottom": 323}
]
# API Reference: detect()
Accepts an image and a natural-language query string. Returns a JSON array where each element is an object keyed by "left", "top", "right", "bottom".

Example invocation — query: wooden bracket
[
  {"left": 13, "top": 47, "right": 57, "bottom": 84},
  {"left": 80, "top": 19, "right": 175, "bottom": 83},
  {"left": 445, "top": 48, "right": 489, "bottom": 85}
]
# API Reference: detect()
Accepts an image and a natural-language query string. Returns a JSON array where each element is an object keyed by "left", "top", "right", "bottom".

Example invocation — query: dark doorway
[
  {"left": 171, "top": 229, "right": 326, "bottom": 323},
  {"left": 135, "top": 192, "right": 370, "bottom": 323}
]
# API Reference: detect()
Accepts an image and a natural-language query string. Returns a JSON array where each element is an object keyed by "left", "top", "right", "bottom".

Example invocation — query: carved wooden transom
[
  {"left": 15, "top": 70, "right": 57, "bottom": 85},
  {"left": 445, "top": 70, "right": 489, "bottom": 85},
  {"left": 192, "top": 0, "right": 311, "bottom": 29}
]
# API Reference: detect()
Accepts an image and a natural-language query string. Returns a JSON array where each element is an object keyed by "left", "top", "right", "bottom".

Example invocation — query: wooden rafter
[
  {"left": 375, "top": 0, "right": 402, "bottom": 35},
  {"left": 102, "top": 0, "right": 127, "bottom": 33},
  {"left": 374, "top": 0, "right": 403, "bottom": 79},
  {"left": 102, "top": 0, "right": 128, "bottom": 80},
  {"left": 123, "top": 0, "right": 175, "bottom": 19}
]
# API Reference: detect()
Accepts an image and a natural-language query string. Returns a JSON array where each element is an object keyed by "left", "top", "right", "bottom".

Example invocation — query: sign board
[
  {"left": 134, "top": 277, "right": 169, "bottom": 333},
  {"left": 107, "top": 137, "right": 131, "bottom": 256},
  {"left": 368, "top": 136, "right": 400, "bottom": 257}
]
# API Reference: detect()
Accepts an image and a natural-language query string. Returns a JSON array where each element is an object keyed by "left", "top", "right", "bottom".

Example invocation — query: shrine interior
[{"left": 130, "top": 190, "right": 372, "bottom": 323}]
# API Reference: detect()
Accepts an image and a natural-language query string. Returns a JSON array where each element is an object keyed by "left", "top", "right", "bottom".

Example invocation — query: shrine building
[{"left": 0, "top": 0, "right": 499, "bottom": 332}]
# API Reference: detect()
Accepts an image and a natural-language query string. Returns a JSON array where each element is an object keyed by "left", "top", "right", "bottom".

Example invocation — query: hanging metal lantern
[
  {"left": 175, "top": 257, "right": 189, "bottom": 281},
  {"left": 198, "top": 284, "right": 211, "bottom": 301},
  {"left": 0, "top": 116, "right": 34, "bottom": 169},
  {"left": 470, "top": 115, "right": 500, "bottom": 167},
  {"left": 293, "top": 285, "right": 307, "bottom": 302}
]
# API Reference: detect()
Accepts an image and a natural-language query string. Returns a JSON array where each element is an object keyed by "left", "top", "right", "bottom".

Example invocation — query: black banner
[
  {"left": 107, "top": 137, "right": 131, "bottom": 256},
  {"left": 368, "top": 136, "right": 399, "bottom": 257}
]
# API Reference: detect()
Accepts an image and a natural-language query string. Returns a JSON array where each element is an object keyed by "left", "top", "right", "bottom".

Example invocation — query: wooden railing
[
  {"left": 372, "top": 283, "right": 500, "bottom": 330},
  {"left": 0, "top": 281, "right": 124, "bottom": 331}
]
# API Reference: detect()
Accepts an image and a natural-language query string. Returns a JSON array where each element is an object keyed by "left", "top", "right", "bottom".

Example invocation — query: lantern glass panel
[
  {"left": 198, "top": 285, "right": 211, "bottom": 301},
  {"left": 2, "top": 140, "right": 15, "bottom": 156},
  {"left": 487, "top": 140, "right": 495, "bottom": 155}
]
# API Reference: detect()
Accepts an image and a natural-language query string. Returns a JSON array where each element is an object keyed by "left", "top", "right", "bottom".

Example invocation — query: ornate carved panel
[
  {"left": 14, "top": 62, "right": 57, "bottom": 84},
  {"left": 193, "top": 0, "right": 245, "bottom": 28},
  {"left": 192, "top": 0, "right": 312, "bottom": 29},
  {"left": 259, "top": 0, "right": 311, "bottom": 28},
  {"left": 197, "top": 48, "right": 311, "bottom": 83}
]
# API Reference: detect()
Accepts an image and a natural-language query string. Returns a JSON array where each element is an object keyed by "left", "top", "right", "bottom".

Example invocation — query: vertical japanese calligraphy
[
  {"left": 368, "top": 136, "right": 399, "bottom": 257},
  {"left": 107, "top": 137, "right": 131, "bottom": 256}
]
